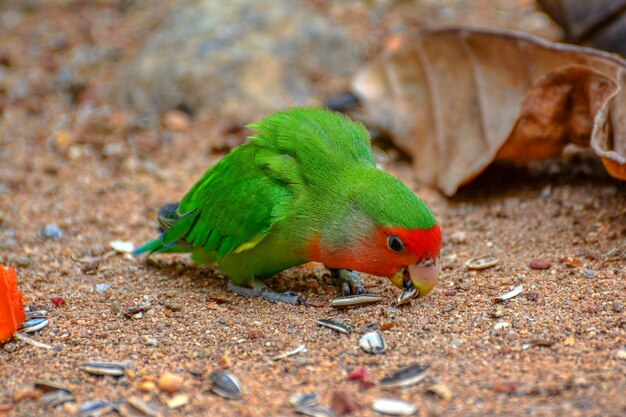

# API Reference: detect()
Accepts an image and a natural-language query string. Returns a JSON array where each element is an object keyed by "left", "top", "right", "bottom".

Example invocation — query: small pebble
[
  {"left": 158, "top": 373, "right": 183, "bottom": 393},
  {"left": 94, "top": 284, "right": 110, "bottom": 294},
  {"left": 51, "top": 297, "right": 66, "bottom": 307},
  {"left": 450, "top": 231, "right": 466, "bottom": 244},
  {"left": 582, "top": 269, "right": 595, "bottom": 278},
  {"left": 529, "top": 259, "right": 551, "bottom": 270},
  {"left": 139, "top": 381, "right": 157, "bottom": 392},
  {"left": 612, "top": 301, "right": 623, "bottom": 313},
  {"left": 41, "top": 224, "right": 63, "bottom": 239}
]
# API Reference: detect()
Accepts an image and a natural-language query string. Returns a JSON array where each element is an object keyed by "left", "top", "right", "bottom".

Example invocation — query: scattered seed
[
  {"left": 122, "top": 398, "right": 161, "bottom": 417},
  {"left": 465, "top": 255, "right": 498, "bottom": 270},
  {"left": 71, "top": 250, "right": 116, "bottom": 264},
  {"left": 316, "top": 319, "right": 352, "bottom": 334},
  {"left": 19, "top": 318, "right": 49, "bottom": 333},
  {"left": 396, "top": 288, "right": 418, "bottom": 306},
  {"left": 372, "top": 398, "right": 417, "bottom": 415},
  {"left": 79, "top": 400, "right": 114, "bottom": 416},
  {"left": 34, "top": 380, "right": 72, "bottom": 394},
  {"left": 209, "top": 371, "right": 242, "bottom": 399},
  {"left": 272, "top": 344, "right": 306, "bottom": 361},
  {"left": 330, "top": 294, "right": 382, "bottom": 309},
  {"left": 426, "top": 383, "right": 453, "bottom": 401},
  {"left": 80, "top": 361, "right": 132, "bottom": 377},
  {"left": 42, "top": 390, "right": 74, "bottom": 408},
  {"left": 380, "top": 364, "right": 428, "bottom": 389},
  {"left": 293, "top": 406, "right": 336, "bottom": 417},
  {"left": 359, "top": 332, "right": 387, "bottom": 354},
  {"left": 122, "top": 301, "right": 151, "bottom": 318},
  {"left": 495, "top": 285, "right": 523, "bottom": 301},
  {"left": 25, "top": 310, "right": 48, "bottom": 319},
  {"left": 290, "top": 392, "right": 320, "bottom": 408},
  {"left": 110, "top": 240, "right": 135, "bottom": 253}
]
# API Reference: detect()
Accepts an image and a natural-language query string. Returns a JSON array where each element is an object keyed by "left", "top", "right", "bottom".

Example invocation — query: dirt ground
[{"left": 1, "top": 1, "right": 625, "bottom": 417}]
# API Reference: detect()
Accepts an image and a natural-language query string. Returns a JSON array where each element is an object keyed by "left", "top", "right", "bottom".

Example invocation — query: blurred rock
[{"left": 122, "top": 0, "right": 362, "bottom": 123}]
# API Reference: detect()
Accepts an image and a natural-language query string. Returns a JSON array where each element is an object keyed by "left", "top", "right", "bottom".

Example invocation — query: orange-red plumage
[{"left": 0, "top": 265, "right": 26, "bottom": 343}]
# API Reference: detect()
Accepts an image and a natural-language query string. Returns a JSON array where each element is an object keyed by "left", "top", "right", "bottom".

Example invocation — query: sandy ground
[{"left": 0, "top": 1, "right": 625, "bottom": 416}]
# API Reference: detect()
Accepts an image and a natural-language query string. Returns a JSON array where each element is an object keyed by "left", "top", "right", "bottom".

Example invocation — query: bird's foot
[
  {"left": 227, "top": 281, "right": 307, "bottom": 306},
  {"left": 330, "top": 269, "right": 366, "bottom": 296}
]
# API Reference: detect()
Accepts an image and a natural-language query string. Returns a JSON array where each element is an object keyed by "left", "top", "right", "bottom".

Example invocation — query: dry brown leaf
[{"left": 352, "top": 27, "right": 626, "bottom": 195}]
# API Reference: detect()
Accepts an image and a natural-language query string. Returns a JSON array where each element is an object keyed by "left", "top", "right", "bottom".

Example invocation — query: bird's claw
[{"left": 330, "top": 269, "right": 366, "bottom": 296}]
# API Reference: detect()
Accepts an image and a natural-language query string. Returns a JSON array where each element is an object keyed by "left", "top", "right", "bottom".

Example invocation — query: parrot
[{"left": 135, "top": 108, "right": 442, "bottom": 305}]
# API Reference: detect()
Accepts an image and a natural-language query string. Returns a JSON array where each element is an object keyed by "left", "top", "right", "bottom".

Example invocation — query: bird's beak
[{"left": 389, "top": 257, "right": 440, "bottom": 299}]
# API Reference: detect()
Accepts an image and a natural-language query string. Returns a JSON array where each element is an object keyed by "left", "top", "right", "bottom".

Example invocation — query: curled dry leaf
[
  {"left": 352, "top": 27, "right": 626, "bottom": 195},
  {"left": 0, "top": 265, "right": 26, "bottom": 343}
]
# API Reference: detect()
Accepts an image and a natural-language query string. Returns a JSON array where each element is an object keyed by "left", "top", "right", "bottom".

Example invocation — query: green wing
[
  {"left": 162, "top": 145, "right": 291, "bottom": 260},
  {"left": 159, "top": 108, "right": 373, "bottom": 260}
]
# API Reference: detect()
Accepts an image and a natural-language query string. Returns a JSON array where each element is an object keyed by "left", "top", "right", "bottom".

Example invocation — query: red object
[
  {"left": 0, "top": 265, "right": 26, "bottom": 343},
  {"left": 50, "top": 296, "right": 66, "bottom": 307},
  {"left": 347, "top": 368, "right": 375, "bottom": 389}
]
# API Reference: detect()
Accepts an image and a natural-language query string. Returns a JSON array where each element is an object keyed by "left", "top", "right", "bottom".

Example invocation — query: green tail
[{"left": 134, "top": 202, "right": 193, "bottom": 256}]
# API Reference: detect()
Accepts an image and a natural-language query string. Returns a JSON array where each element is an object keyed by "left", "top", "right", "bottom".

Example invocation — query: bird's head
[{"left": 308, "top": 167, "right": 442, "bottom": 299}]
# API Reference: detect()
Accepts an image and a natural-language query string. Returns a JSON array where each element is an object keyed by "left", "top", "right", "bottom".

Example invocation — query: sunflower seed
[
  {"left": 120, "top": 398, "right": 161, "bottom": 417},
  {"left": 25, "top": 310, "right": 48, "bottom": 319},
  {"left": 19, "top": 318, "right": 49, "bottom": 333},
  {"left": 380, "top": 364, "right": 428, "bottom": 389},
  {"left": 316, "top": 319, "right": 352, "bottom": 334},
  {"left": 42, "top": 390, "right": 75, "bottom": 408},
  {"left": 372, "top": 398, "right": 417, "bottom": 415},
  {"left": 79, "top": 400, "right": 114, "bottom": 416},
  {"left": 359, "top": 332, "right": 387, "bottom": 354},
  {"left": 209, "top": 371, "right": 242, "bottom": 399},
  {"left": 293, "top": 405, "right": 336, "bottom": 417},
  {"left": 289, "top": 392, "right": 320, "bottom": 408},
  {"left": 495, "top": 285, "right": 523, "bottom": 301},
  {"left": 79, "top": 361, "right": 132, "bottom": 376},
  {"left": 330, "top": 294, "right": 382, "bottom": 309},
  {"left": 465, "top": 255, "right": 498, "bottom": 270},
  {"left": 34, "top": 380, "right": 72, "bottom": 393},
  {"left": 397, "top": 288, "right": 418, "bottom": 306},
  {"left": 272, "top": 344, "right": 306, "bottom": 361}
]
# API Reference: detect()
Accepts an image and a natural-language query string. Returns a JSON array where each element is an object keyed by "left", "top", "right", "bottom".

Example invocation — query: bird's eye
[{"left": 387, "top": 236, "right": 404, "bottom": 253}]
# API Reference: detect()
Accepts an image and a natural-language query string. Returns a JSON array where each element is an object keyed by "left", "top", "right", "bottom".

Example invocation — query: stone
[{"left": 123, "top": 0, "right": 362, "bottom": 123}]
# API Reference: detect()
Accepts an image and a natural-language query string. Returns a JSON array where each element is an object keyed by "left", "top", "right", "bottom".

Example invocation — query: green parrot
[{"left": 135, "top": 108, "right": 442, "bottom": 305}]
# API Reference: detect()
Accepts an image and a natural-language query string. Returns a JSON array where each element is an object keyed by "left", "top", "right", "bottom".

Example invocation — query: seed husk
[
  {"left": 465, "top": 255, "right": 498, "bottom": 270},
  {"left": 397, "top": 288, "right": 418, "bottom": 306},
  {"left": 272, "top": 344, "right": 306, "bottom": 361},
  {"left": 209, "top": 371, "right": 242, "bottom": 399},
  {"left": 380, "top": 364, "right": 428, "bottom": 389},
  {"left": 426, "top": 383, "right": 453, "bottom": 401},
  {"left": 293, "top": 405, "right": 336, "bottom": 417},
  {"left": 25, "top": 310, "right": 48, "bottom": 319},
  {"left": 80, "top": 361, "right": 132, "bottom": 377},
  {"left": 372, "top": 398, "right": 417, "bottom": 415},
  {"left": 19, "top": 318, "right": 49, "bottom": 333},
  {"left": 79, "top": 400, "right": 114, "bottom": 416},
  {"left": 289, "top": 392, "right": 320, "bottom": 408},
  {"left": 42, "top": 390, "right": 75, "bottom": 408},
  {"left": 330, "top": 294, "right": 382, "bottom": 309},
  {"left": 121, "top": 398, "right": 161, "bottom": 417},
  {"left": 359, "top": 332, "right": 387, "bottom": 354},
  {"left": 495, "top": 285, "right": 523, "bottom": 301},
  {"left": 34, "top": 380, "right": 72, "bottom": 393},
  {"left": 316, "top": 319, "right": 352, "bottom": 334},
  {"left": 122, "top": 302, "right": 151, "bottom": 318}
]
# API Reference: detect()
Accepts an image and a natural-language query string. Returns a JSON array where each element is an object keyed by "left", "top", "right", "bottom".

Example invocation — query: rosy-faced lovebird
[{"left": 135, "top": 108, "right": 442, "bottom": 305}]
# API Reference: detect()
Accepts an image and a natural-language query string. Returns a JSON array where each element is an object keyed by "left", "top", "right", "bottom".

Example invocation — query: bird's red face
[{"left": 308, "top": 224, "right": 442, "bottom": 298}]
